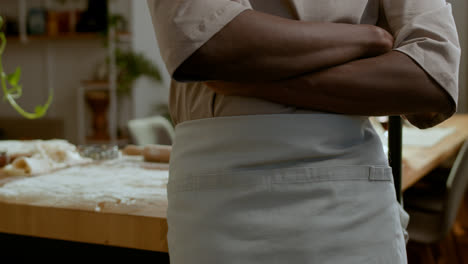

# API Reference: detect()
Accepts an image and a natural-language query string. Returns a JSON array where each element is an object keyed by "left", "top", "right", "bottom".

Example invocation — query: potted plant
[
  {"left": 91, "top": 13, "right": 162, "bottom": 95},
  {"left": 83, "top": 11, "right": 163, "bottom": 141}
]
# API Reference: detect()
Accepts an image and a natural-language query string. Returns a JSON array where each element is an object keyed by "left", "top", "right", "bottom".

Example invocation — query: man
[{"left": 147, "top": 0, "right": 460, "bottom": 263}]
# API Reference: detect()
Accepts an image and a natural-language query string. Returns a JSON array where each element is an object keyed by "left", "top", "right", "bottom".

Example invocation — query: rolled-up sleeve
[
  {"left": 383, "top": 0, "right": 461, "bottom": 124},
  {"left": 147, "top": 0, "right": 252, "bottom": 76}
]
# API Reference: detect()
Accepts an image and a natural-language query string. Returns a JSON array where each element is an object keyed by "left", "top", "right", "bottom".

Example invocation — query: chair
[
  {"left": 127, "top": 116, "right": 175, "bottom": 146},
  {"left": 404, "top": 139, "right": 468, "bottom": 262}
]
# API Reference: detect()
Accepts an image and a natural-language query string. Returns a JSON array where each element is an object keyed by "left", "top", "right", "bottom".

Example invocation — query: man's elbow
[
  {"left": 427, "top": 83, "right": 455, "bottom": 116},
  {"left": 405, "top": 93, "right": 454, "bottom": 129},
  {"left": 439, "top": 96, "right": 455, "bottom": 115}
]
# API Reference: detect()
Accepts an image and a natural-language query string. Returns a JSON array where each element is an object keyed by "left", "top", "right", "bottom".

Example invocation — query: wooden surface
[
  {"left": 402, "top": 114, "right": 468, "bottom": 191},
  {"left": 6, "top": 32, "right": 131, "bottom": 42},
  {"left": 0, "top": 202, "right": 168, "bottom": 252},
  {"left": 0, "top": 156, "right": 169, "bottom": 253}
]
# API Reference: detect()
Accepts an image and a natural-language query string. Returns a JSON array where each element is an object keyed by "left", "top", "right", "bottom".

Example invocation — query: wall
[
  {"left": 131, "top": 1, "right": 170, "bottom": 119},
  {"left": 450, "top": 0, "right": 468, "bottom": 113},
  {"left": 0, "top": 36, "right": 106, "bottom": 144},
  {"left": 0, "top": 0, "right": 132, "bottom": 143}
]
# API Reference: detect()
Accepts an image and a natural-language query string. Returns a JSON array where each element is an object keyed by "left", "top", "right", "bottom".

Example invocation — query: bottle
[{"left": 47, "top": 10, "right": 59, "bottom": 36}]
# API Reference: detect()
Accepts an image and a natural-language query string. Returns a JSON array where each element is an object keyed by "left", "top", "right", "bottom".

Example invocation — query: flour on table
[
  {"left": 403, "top": 127, "right": 456, "bottom": 147},
  {"left": 0, "top": 156, "right": 168, "bottom": 215}
]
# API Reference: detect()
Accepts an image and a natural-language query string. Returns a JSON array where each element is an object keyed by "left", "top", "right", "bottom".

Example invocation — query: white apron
[{"left": 167, "top": 114, "right": 409, "bottom": 264}]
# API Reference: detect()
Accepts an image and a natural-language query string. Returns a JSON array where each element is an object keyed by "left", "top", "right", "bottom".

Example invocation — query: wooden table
[
  {"left": 0, "top": 156, "right": 170, "bottom": 253},
  {"left": 402, "top": 114, "right": 468, "bottom": 191}
]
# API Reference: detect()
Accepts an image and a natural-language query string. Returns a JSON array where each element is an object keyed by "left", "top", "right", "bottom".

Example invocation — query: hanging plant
[{"left": 0, "top": 16, "right": 53, "bottom": 119}]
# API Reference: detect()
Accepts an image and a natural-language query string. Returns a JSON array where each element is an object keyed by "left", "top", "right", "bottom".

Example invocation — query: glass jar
[{"left": 77, "top": 144, "right": 119, "bottom": 160}]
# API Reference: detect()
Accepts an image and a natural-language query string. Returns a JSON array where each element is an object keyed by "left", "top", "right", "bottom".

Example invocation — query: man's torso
[{"left": 169, "top": 0, "right": 382, "bottom": 125}]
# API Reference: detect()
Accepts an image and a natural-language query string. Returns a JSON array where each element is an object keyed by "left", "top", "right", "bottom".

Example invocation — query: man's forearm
[
  {"left": 207, "top": 51, "right": 453, "bottom": 123},
  {"left": 175, "top": 10, "right": 393, "bottom": 82}
]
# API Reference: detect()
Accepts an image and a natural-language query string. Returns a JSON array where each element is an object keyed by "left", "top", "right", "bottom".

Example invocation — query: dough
[{"left": 0, "top": 140, "right": 92, "bottom": 177}]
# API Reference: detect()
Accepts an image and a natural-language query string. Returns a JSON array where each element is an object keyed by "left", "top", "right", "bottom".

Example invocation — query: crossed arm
[
  {"left": 175, "top": 10, "right": 394, "bottom": 82},
  {"left": 206, "top": 51, "right": 452, "bottom": 128},
  {"left": 175, "top": 8, "right": 456, "bottom": 128}
]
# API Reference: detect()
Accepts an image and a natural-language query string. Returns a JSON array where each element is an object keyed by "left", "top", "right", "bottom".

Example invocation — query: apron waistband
[
  {"left": 168, "top": 165, "right": 393, "bottom": 193},
  {"left": 170, "top": 114, "right": 389, "bottom": 178}
]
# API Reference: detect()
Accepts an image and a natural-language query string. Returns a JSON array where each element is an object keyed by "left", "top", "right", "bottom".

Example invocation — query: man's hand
[{"left": 363, "top": 25, "right": 395, "bottom": 58}]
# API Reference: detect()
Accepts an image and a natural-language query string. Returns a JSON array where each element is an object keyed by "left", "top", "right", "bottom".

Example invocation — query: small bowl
[{"left": 77, "top": 145, "right": 119, "bottom": 160}]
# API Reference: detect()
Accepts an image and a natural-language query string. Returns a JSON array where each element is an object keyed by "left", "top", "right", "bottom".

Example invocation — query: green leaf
[
  {"left": 7, "top": 67, "right": 21, "bottom": 86},
  {"left": 35, "top": 105, "right": 44, "bottom": 114}
]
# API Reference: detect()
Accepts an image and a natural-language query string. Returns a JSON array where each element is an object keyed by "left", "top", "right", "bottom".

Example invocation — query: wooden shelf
[
  {"left": 81, "top": 80, "right": 110, "bottom": 88},
  {"left": 6, "top": 32, "right": 100, "bottom": 41},
  {"left": 6, "top": 32, "right": 131, "bottom": 42}
]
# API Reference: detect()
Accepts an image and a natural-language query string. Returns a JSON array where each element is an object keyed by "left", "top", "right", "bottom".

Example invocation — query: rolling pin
[
  {"left": 122, "top": 144, "right": 171, "bottom": 163},
  {"left": 122, "top": 145, "right": 144, "bottom": 156},
  {"left": 143, "top": 144, "right": 171, "bottom": 163}
]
